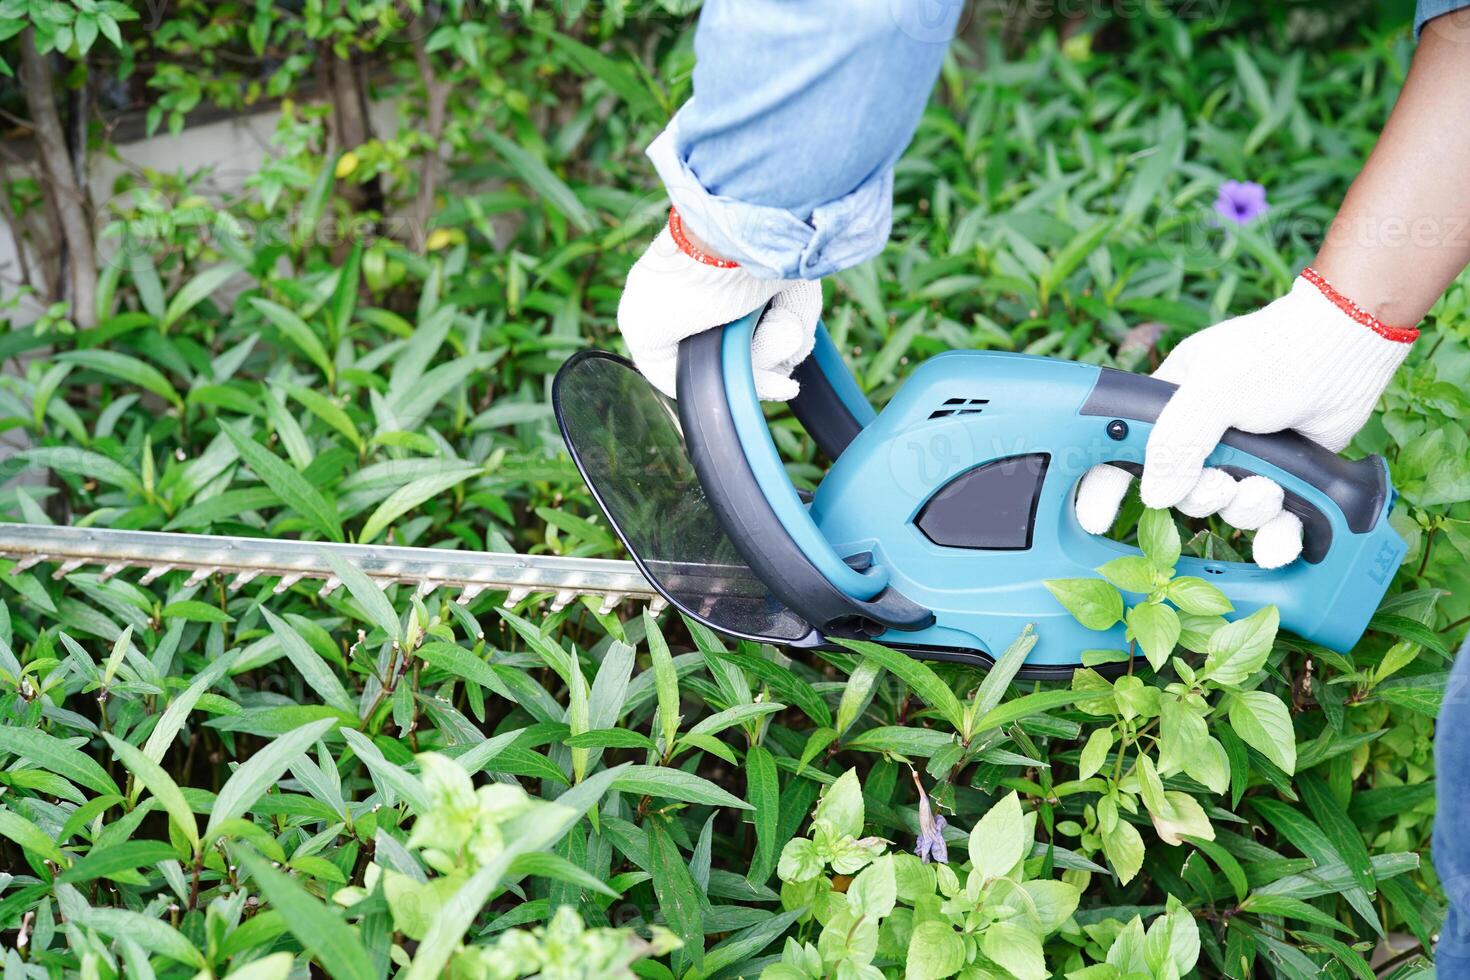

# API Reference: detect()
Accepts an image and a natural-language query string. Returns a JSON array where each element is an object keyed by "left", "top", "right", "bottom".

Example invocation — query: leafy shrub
[{"left": 0, "top": 3, "right": 1459, "bottom": 978}]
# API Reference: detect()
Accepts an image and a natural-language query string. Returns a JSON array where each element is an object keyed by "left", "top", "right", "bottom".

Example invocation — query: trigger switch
[{"left": 1106, "top": 419, "right": 1128, "bottom": 441}]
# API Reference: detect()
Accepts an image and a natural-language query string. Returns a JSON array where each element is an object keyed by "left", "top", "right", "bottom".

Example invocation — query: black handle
[{"left": 1081, "top": 367, "right": 1389, "bottom": 535}]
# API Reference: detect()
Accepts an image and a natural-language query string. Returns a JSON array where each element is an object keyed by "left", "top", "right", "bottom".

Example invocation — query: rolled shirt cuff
[
  {"left": 1416, "top": 0, "right": 1470, "bottom": 36},
  {"left": 646, "top": 111, "right": 893, "bottom": 281}
]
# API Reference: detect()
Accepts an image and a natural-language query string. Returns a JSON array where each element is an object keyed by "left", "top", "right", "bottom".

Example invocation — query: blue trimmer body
[{"left": 554, "top": 312, "right": 1404, "bottom": 676}]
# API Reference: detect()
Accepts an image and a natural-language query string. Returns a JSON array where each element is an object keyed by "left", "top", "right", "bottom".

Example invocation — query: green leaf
[
  {"left": 323, "top": 550, "right": 401, "bottom": 641},
  {"left": 0, "top": 806, "right": 65, "bottom": 866},
  {"left": 1202, "top": 605, "right": 1279, "bottom": 688},
  {"left": 973, "top": 688, "right": 1102, "bottom": 731},
  {"left": 221, "top": 423, "right": 343, "bottom": 542},
  {"left": 206, "top": 717, "right": 337, "bottom": 840},
  {"left": 906, "top": 920, "right": 966, "bottom": 980},
  {"left": 1297, "top": 774, "right": 1376, "bottom": 897},
  {"left": 846, "top": 854, "right": 896, "bottom": 919},
  {"left": 280, "top": 381, "right": 363, "bottom": 451},
  {"left": 1239, "top": 894, "right": 1352, "bottom": 934},
  {"left": 262, "top": 607, "right": 353, "bottom": 713},
  {"left": 249, "top": 297, "right": 335, "bottom": 381},
  {"left": 1181, "top": 835, "right": 1248, "bottom": 904},
  {"left": 1096, "top": 555, "right": 1157, "bottom": 593},
  {"left": 57, "top": 349, "right": 181, "bottom": 407},
  {"left": 143, "top": 650, "right": 240, "bottom": 767},
  {"left": 691, "top": 907, "right": 807, "bottom": 980},
  {"left": 330, "top": 238, "right": 361, "bottom": 340},
  {"left": 82, "top": 908, "right": 205, "bottom": 967},
  {"left": 1166, "top": 576, "right": 1233, "bottom": 615},
  {"left": 103, "top": 732, "right": 199, "bottom": 853},
  {"left": 358, "top": 466, "right": 480, "bottom": 544},
  {"left": 1368, "top": 612, "right": 1451, "bottom": 661},
  {"left": 685, "top": 701, "right": 784, "bottom": 740},
  {"left": 18, "top": 447, "right": 141, "bottom": 495},
  {"left": 1101, "top": 806, "right": 1145, "bottom": 885},
  {"left": 612, "top": 765, "right": 753, "bottom": 810},
  {"left": 483, "top": 131, "right": 593, "bottom": 232},
  {"left": 714, "top": 650, "right": 832, "bottom": 729},
  {"left": 1044, "top": 578, "right": 1124, "bottom": 630},
  {"left": 983, "top": 921, "right": 1047, "bottom": 980},
  {"left": 1040, "top": 218, "right": 1115, "bottom": 305},
  {"left": 1138, "top": 508, "right": 1181, "bottom": 568},
  {"left": 563, "top": 729, "right": 653, "bottom": 750},
  {"left": 832, "top": 637, "right": 964, "bottom": 732},
  {"left": 0, "top": 725, "right": 120, "bottom": 797},
  {"left": 745, "top": 745, "right": 779, "bottom": 884},
  {"left": 1127, "top": 601, "right": 1180, "bottom": 670},
  {"left": 509, "top": 851, "right": 620, "bottom": 898},
  {"left": 161, "top": 599, "right": 234, "bottom": 623},
  {"left": 1227, "top": 690, "right": 1296, "bottom": 774},
  {"left": 238, "top": 850, "right": 376, "bottom": 980},
  {"left": 967, "top": 624, "right": 1038, "bottom": 735},
  {"left": 968, "top": 791, "right": 1026, "bottom": 879},
  {"left": 1078, "top": 727, "right": 1113, "bottom": 781},
  {"left": 163, "top": 263, "right": 239, "bottom": 330},
  {"left": 645, "top": 611, "right": 681, "bottom": 754},
  {"left": 835, "top": 657, "right": 882, "bottom": 737},
  {"left": 648, "top": 819, "right": 704, "bottom": 972},
  {"left": 814, "top": 769, "right": 865, "bottom": 838},
  {"left": 540, "top": 29, "right": 663, "bottom": 120},
  {"left": 59, "top": 840, "right": 179, "bottom": 884}
]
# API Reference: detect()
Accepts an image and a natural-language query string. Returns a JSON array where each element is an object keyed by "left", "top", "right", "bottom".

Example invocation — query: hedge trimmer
[{"left": 3, "top": 316, "right": 1405, "bottom": 677}]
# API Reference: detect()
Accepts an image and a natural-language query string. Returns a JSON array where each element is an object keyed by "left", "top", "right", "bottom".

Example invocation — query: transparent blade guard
[{"left": 553, "top": 352, "right": 817, "bottom": 645}]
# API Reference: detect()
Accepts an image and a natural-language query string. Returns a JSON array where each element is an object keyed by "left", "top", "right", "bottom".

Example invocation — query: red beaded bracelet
[
  {"left": 1300, "top": 267, "right": 1419, "bottom": 344},
  {"left": 668, "top": 207, "right": 739, "bottom": 269}
]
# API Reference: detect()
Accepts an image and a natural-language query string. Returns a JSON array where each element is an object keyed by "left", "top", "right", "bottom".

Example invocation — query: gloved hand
[
  {"left": 1075, "top": 268, "right": 1417, "bottom": 568},
  {"left": 618, "top": 208, "right": 822, "bottom": 401}
]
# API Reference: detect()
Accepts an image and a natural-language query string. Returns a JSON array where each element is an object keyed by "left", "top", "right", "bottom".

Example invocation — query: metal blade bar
[{"left": 0, "top": 523, "right": 667, "bottom": 612}]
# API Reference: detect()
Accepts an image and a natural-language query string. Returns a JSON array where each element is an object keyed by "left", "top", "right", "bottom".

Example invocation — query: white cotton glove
[
  {"left": 1075, "top": 270, "right": 1417, "bottom": 569},
  {"left": 617, "top": 210, "right": 821, "bottom": 401}
]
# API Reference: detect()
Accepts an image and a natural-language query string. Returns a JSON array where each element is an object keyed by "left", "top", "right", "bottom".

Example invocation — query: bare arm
[{"left": 1313, "top": 10, "right": 1470, "bottom": 325}]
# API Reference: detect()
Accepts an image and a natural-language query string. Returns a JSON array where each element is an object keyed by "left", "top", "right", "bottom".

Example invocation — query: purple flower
[
  {"left": 1214, "top": 180, "right": 1269, "bottom": 225},
  {"left": 912, "top": 771, "right": 949, "bottom": 864}
]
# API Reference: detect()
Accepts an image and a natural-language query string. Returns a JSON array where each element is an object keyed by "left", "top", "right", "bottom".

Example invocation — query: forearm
[
  {"left": 1313, "top": 9, "right": 1470, "bottom": 325},
  {"left": 647, "top": 0, "right": 958, "bottom": 278}
]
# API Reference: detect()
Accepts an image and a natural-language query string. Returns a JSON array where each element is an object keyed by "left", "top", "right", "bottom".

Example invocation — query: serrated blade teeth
[
  {"left": 52, "top": 559, "right": 84, "bottom": 580},
  {"left": 0, "top": 525, "right": 663, "bottom": 622},
  {"left": 273, "top": 573, "right": 303, "bottom": 594},
  {"left": 228, "top": 570, "right": 259, "bottom": 591},
  {"left": 139, "top": 564, "right": 173, "bottom": 585},
  {"left": 184, "top": 567, "right": 216, "bottom": 587}
]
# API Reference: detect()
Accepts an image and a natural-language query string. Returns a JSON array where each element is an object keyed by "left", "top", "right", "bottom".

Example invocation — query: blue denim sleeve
[
  {"left": 646, "top": 0, "right": 962, "bottom": 279},
  {"left": 1417, "top": 0, "right": 1470, "bottom": 36}
]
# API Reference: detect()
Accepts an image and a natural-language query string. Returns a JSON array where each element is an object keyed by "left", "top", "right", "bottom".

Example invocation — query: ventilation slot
[{"left": 928, "top": 397, "right": 989, "bottom": 420}]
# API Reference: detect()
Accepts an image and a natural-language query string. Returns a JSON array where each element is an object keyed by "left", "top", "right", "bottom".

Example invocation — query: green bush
[{"left": 0, "top": 2, "right": 1460, "bottom": 977}]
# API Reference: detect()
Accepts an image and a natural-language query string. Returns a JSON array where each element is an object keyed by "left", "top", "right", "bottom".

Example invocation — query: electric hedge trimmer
[{"left": 1, "top": 313, "right": 1406, "bottom": 678}]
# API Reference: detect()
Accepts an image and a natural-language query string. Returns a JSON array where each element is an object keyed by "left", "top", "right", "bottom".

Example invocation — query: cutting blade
[{"left": 0, "top": 523, "right": 669, "bottom": 612}]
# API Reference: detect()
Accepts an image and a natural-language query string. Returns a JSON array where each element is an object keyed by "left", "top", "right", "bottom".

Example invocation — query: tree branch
[{"left": 18, "top": 28, "right": 97, "bottom": 328}]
